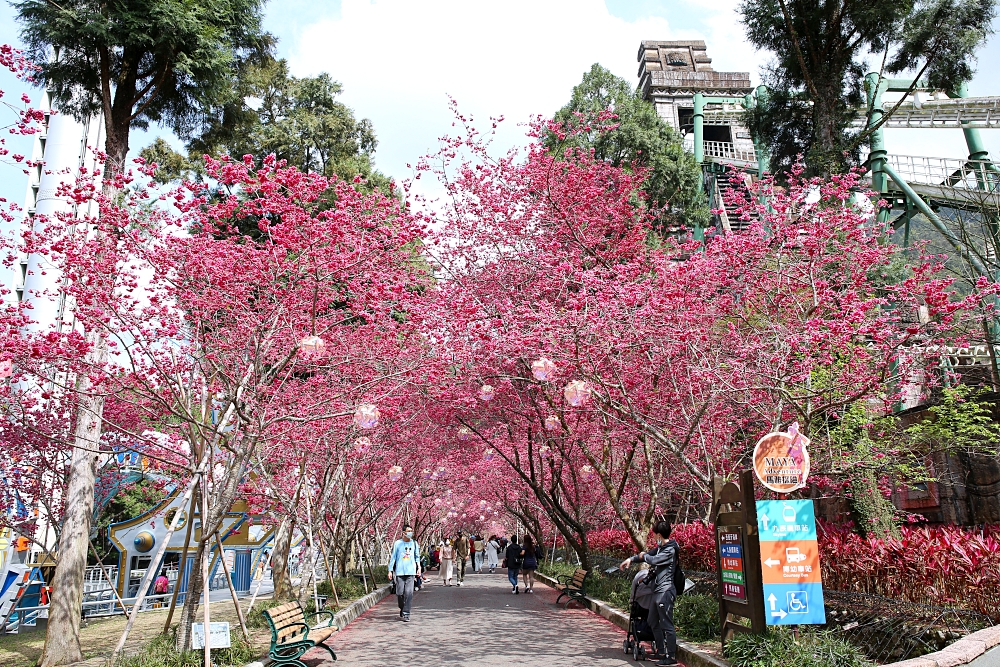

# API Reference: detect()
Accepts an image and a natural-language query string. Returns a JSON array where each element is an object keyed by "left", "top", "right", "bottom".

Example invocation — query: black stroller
[{"left": 622, "top": 569, "right": 656, "bottom": 661}]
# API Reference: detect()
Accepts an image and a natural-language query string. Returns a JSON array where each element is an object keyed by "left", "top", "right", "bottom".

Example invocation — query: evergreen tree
[
  {"left": 550, "top": 64, "right": 709, "bottom": 235},
  {"left": 142, "top": 58, "right": 391, "bottom": 195},
  {"left": 740, "top": 0, "right": 996, "bottom": 176}
]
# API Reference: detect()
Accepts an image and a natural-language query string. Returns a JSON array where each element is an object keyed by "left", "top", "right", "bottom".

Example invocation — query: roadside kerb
[
  {"left": 534, "top": 571, "right": 728, "bottom": 667},
  {"left": 244, "top": 583, "right": 392, "bottom": 667},
  {"left": 886, "top": 625, "right": 1000, "bottom": 667}
]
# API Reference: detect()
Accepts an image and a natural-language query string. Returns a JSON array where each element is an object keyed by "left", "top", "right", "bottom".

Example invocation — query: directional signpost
[
  {"left": 718, "top": 526, "right": 747, "bottom": 601},
  {"left": 712, "top": 471, "right": 766, "bottom": 643},
  {"left": 755, "top": 499, "right": 826, "bottom": 626}
]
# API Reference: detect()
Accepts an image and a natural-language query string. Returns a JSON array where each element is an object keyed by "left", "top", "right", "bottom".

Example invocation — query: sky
[{"left": 0, "top": 0, "right": 999, "bottom": 208}]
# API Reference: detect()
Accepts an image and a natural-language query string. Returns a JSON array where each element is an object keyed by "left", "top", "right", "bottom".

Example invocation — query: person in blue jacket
[
  {"left": 388, "top": 523, "right": 422, "bottom": 622},
  {"left": 620, "top": 520, "right": 679, "bottom": 666}
]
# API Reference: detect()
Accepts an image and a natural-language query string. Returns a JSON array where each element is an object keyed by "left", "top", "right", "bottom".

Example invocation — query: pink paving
[{"left": 298, "top": 570, "right": 671, "bottom": 666}]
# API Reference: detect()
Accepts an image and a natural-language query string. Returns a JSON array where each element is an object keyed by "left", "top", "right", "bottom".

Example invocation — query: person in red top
[{"left": 154, "top": 572, "right": 170, "bottom": 595}]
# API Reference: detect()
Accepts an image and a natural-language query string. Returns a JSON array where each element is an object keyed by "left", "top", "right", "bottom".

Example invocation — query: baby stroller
[{"left": 623, "top": 569, "right": 656, "bottom": 661}]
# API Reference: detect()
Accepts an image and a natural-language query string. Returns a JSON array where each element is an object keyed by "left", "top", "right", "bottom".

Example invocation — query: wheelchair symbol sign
[{"left": 787, "top": 591, "right": 808, "bottom": 613}]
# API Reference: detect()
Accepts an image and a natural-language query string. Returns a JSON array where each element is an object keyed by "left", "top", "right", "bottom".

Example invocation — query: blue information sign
[
  {"left": 756, "top": 499, "right": 817, "bottom": 541},
  {"left": 756, "top": 500, "right": 826, "bottom": 626}
]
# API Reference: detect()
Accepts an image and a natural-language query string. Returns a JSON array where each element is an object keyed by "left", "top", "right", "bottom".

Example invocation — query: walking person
[
  {"left": 619, "top": 520, "right": 679, "bottom": 665},
  {"left": 439, "top": 539, "right": 455, "bottom": 585},
  {"left": 473, "top": 535, "right": 485, "bottom": 572},
  {"left": 454, "top": 531, "right": 470, "bottom": 586},
  {"left": 486, "top": 535, "right": 501, "bottom": 573},
  {"left": 519, "top": 535, "right": 539, "bottom": 593},
  {"left": 505, "top": 535, "right": 523, "bottom": 594},
  {"left": 388, "top": 523, "right": 422, "bottom": 622}
]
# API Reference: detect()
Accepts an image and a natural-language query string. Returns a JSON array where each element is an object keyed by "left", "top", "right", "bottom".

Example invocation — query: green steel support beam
[
  {"left": 753, "top": 85, "right": 770, "bottom": 179},
  {"left": 865, "top": 72, "right": 891, "bottom": 226},
  {"left": 882, "top": 162, "right": 991, "bottom": 277},
  {"left": 693, "top": 92, "right": 705, "bottom": 170}
]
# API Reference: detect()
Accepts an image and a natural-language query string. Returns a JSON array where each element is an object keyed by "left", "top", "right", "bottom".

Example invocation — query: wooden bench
[
  {"left": 554, "top": 568, "right": 589, "bottom": 608},
  {"left": 262, "top": 600, "right": 338, "bottom": 666}
]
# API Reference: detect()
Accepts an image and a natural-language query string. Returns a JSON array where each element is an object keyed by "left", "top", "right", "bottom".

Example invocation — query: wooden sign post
[{"left": 711, "top": 470, "right": 766, "bottom": 644}]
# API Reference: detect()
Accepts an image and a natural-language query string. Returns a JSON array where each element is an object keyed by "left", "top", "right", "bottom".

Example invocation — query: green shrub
[
  {"left": 114, "top": 633, "right": 259, "bottom": 667},
  {"left": 246, "top": 598, "right": 282, "bottom": 630},
  {"left": 725, "top": 628, "right": 874, "bottom": 667},
  {"left": 675, "top": 594, "right": 720, "bottom": 641}
]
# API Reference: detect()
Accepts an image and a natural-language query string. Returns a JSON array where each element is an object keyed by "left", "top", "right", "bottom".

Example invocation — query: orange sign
[
  {"left": 759, "top": 539, "right": 822, "bottom": 584},
  {"left": 752, "top": 422, "right": 810, "bottom": 493}
]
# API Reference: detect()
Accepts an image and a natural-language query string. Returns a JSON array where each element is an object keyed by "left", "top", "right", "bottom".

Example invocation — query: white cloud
[{"left": 287, "top": 0, "right": 763, "bottom": 194}]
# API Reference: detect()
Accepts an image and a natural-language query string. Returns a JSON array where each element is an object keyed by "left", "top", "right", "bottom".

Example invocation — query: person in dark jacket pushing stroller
[{"left": 619, "top": 520, "right": 679, "bottom": 666}]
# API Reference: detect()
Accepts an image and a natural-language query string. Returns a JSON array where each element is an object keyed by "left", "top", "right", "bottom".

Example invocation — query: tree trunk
[
  {"left": 849, "top": 467, "right": 900, "bottom": 539},
  {"left": 175, "top": 538, "right": 209, "bottom": 652},
  {"left": 38, "top": 335, "right": 106, "bottom": 667},
  {"left": 270, "top": 518, "right": 295, "bottom": 601}
]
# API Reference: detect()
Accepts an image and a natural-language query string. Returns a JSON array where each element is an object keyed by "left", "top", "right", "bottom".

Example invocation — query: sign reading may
[{"left": 752, "top": 422, "right": 810, "bottom": 493}]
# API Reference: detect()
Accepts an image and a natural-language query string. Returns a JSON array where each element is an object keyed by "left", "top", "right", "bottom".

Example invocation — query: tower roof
[{"left": 638, "top": 41, "right": 752, "bottom": 99}]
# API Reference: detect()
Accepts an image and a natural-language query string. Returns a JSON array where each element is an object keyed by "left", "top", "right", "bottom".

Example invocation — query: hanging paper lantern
[
  {"left": 544, "top": 415, "right": 560, "bottom": 431},
  {"left": 539, "top": 445, "right": 551, "bottom": 459},
  {"left": 430, "top": 470, "right": 440, "bottom": 481},
  {"left": 422, "top": 468, "right": 433, "bottom": 480},
  {"left": 478, "top": 500, "right": 488, "bottom": 510},
  {"left": 354, "top": 404, "right": 379, "bottom": 429},
  {"left": 388, "top": 465, "right": 403, "bottom": 481},
  {"left": 437, "top": 466, "right": 447, "bottom": 478},
  {"left": 404, "top": 493, "right": 413, "bottom": 504},
  {"left": 298, "top": 335, "right": 326, "bottom": 359},
  {"left": 0, "top": 359, "right": 12, "bottom": 380},
  {"left": 457, "top": 426, "right": 472, "bottom": 441},
  {"left": 484, "top": 448, "right": 496, "bottom": 461},
  {"left": 531, "top": 357, "right": 556, "bottom": 381},
  {"left": 564, "top": 380, "right": 592, "bottom": 407},
  {"left": 582, "top": 464, "right": 596, "bottom": 480},
  {"left": 354, "top": 437, "right": 371, "bottom": 454},
  {"left": 478, "top": 384, "right": 495, "bottom": 401}
]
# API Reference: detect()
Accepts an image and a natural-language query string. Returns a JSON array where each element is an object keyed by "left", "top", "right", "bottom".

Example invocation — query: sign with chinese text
[
  {"left": 192, "top": 622, "right": 232, "bottom": 649},
  {"left": 752, "top": 422, "right": 810, "bottom": 493},
  {"left": 717, "top": 525, "right": 747, "bottom": 601},
  {"left": 756, "top": 499, "right": 826, "bottom": 626}
]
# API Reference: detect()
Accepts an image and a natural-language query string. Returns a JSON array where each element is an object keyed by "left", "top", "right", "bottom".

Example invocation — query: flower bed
[{"left": 579, "top": 522, "right": 1000, "bottom": 619}]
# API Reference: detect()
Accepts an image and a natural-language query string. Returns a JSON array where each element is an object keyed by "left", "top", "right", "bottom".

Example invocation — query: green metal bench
[
  {"left": 262, "top": 600, "right": 338, "bottom": 666},
  {"left": 554, "top": 568, "right": 590, "bottom": 608}
]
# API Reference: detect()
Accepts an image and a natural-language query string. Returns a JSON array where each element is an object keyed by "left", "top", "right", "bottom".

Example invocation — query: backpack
[
  {"left": 643, "top": 541, "right": 686, "bottom": 594},
  {"left": 673, "top": 543, "right": 686, "bottom": 595}
]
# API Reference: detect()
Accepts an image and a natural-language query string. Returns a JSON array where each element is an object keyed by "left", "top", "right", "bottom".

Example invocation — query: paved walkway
[{"left": 311, "top": 570, "right": 654, "bottom": 666}]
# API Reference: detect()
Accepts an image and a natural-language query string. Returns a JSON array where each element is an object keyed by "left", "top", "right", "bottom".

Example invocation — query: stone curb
[
  {"left": 534, "top": 572, "right": 729, "bottom": 667},
  {"left": 244, "top": 584, "right": 392, "bottom": 667},
  {"left": 885, "top": 625, "right": 1000, "bottom": 667}
]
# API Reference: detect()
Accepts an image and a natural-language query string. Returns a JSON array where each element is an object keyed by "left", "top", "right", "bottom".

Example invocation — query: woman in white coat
[
  {"left": 485, "top": 535, "right": 501, "bottom": 573},
  {"left": 439, "top": 539, "right": 455, "bottom": 585}
]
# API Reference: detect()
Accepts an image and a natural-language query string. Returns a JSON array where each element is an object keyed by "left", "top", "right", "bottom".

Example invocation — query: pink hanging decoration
[
  {"left": 563, "top": 380, "right": 592, "bottom": 407},
  {"left": 353, "top": 404, "right": 379, "bottom": 429},
  {"left": 478, "top": 384, "right": 494, "bottom": 401},
  {"left": 297, "top": 335, "right": 326, "bottom": 359},
  {"left": 531, "top": 357, "right": 556, "bottom": 381}
]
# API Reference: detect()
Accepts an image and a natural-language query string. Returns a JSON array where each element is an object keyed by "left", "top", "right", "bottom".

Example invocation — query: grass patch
[
  {"left": 675, "top": 594, "right": 720, "bottom": 642},
  {"left": 113, "top": 633, "right": 258, "bottom": 667},
  {"left": 724, "top": 628, "right": 874, "bottom": 667}
]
